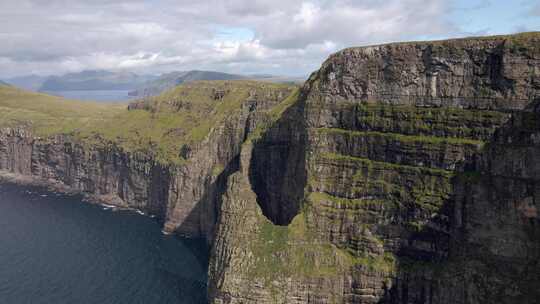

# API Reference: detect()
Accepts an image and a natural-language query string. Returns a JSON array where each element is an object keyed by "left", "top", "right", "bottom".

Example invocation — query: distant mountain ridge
[
  {"left": 0, "top": 80, "right": 10, "bottom": 86},
  {"left": 5, "top": 75, "right": 48, "bottom": 91},
  {"left": 4, "top": 70, "right": 305, "bottom": 97},
  {"left": 39, "top": 70, "right": 156, "bottom": 92},
  {"left": 128, "top": 70, "right": 247, "bottom": 97}
]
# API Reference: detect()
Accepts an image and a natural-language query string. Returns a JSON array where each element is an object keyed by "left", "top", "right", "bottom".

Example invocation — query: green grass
[
  {"left": 311, "top": 152, "right": 454, "bottom": 213},
  {"left": 300, "top": 101, "right": 509, "bottom": 142},
  {"left": 352, "top": 103, "right": 509, "bottom": 141},
  {"left": 249, "top": 212, "right": 351, "bottom": 282},
  {"left": 82, "top": 80, "right": 296, "bottom": 164},
  {"left": 0, "top": 85, "right": 124, "bottom": 136},
  {"left": 317, "top": 152, "right": 454, "bottom": 177},
  {"left": 308, "top": 192, "right": 398, "bottom": 212},
  {"left": 344, "top": 250, "right": 396, "bottom": 274},
  {"left": 315, "top": 127, "right": 485, "bottom": 147},
  {"left": 0, "top": 81, "right": 297, "bottom": 165},
  {"left": 248, "top": 87, "right": 301, "bottom": 142}
]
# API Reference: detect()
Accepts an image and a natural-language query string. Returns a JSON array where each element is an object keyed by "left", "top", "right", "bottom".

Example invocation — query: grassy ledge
[
  {"left": 314, "top": 128, "right": 485, "bottom": 147},
  {"left": 316, "top": 152, "right": 455, "bottom": 177}
]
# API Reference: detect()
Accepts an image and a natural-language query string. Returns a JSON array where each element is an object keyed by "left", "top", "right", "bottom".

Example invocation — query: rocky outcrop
[
  {"left": 1, "top": 33, "right": 540, "bottom": 304},
  {"left": 208, "top": 33, "right": 540, "bottom": 303},
  {"left": 0, "top": 84, "right": 296, "bottom": 242}
]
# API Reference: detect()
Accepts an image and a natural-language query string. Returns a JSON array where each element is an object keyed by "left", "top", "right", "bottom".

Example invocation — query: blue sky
[
  {"left": 0, "top": 0, "right": 538, "bottom": 78},
  {"left": 451, "top": 0, "right": 539, "bottom": 35}
]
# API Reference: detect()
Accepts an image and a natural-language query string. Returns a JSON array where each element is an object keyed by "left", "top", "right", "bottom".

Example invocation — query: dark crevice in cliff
[
  {"left": 487, "top": 42, "right": 515, "bottom": 95},
  {"left": 175, "top": 155, "right": 240, "bottom": 241},
  {"left": 148, "top": 163, "right": 172, "bottom": 219},
  {"left": 248, "top": 99, "right": 308, "bottom": 226},
  {"left": 212, "top": 155, "right": 241, "bottom": 230}
]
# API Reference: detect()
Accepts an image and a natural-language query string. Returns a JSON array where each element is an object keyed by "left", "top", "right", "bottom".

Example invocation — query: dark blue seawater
[
  {"left": 0, "top": 183, "right": 208, "bottom": 304},
  {"left": 41, "top": 90, "right": 134, "bottom": 102}
]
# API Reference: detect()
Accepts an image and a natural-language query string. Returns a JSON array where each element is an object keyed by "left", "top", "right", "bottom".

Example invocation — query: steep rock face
[
  {"left": 1, "top": 33, "right": 539, "bottom": 304},
  {"left": 209, "top": 33, "right": 540, "bottom": 303},
  {"left": 0, "top": 84, "right": 296, "bottom": 241},
  {"left": 0, "top": 127, "right": 173, "bottom": 217},
  {"left": 163, "top": 87, "right": 294, "bottom": 238}
]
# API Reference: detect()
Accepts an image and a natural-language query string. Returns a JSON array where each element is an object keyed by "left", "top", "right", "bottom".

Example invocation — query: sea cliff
[
  {"left": 1, "top": 33, "right": 539, "bottom": 303},
  {"left": 208, "top": 33, "right": 540, "bottom": 303}
]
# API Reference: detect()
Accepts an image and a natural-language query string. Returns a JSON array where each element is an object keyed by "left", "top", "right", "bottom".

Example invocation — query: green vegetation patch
[
  {"left": 353, "top": 102, "right": 509, "bottom": 141},
  {"left": 344, "top": 250, "right": 396, "bottom": 274},
  {"left": 248, "top": 88, "right": 301, "bottom": 142},
  {"left": 315, "top": 127, "right": 485, "bottom": 147},
  {"left": 0, "top": 81, "right": 297, "bottom": 165},
  {"left": 318, "top": 152, "right": 454, "bottom": 177},
  {"left": 504, "top": 32, "right": 540, "bottom": 55},
  {"left": 80, "top": 81, "right": 296, "bottom": 164},
  {"left": 0, "top": 86, "right": 124, "bottom": 136},
  {"left": 308, "top": 192, "right": 398, "bottom": 214},
  {"left": 249, "top": 212, "right": 351, "bottom": 282},
  {"left": 311, "top": 152, "right": 454, "bottom": 213}
]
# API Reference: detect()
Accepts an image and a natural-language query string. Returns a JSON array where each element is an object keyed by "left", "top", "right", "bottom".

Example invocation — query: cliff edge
[
  {"left": 208, "top": 32, "right": 540, "bottom": 303},
  {"left": 0, "top": 32, "right": 539, "bottom": 304}
]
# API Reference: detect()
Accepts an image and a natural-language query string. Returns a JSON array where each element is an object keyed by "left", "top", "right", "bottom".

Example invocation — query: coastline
[{"left": 0, "top": 170, "right": 156, "bottom": 219}]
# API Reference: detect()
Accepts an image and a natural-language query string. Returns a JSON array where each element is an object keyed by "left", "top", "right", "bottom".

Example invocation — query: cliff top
[
  {"left": 0, "top": 85, "right": 124, "bottom": 135},
  {"left": 304, "top": 31, "right": 540, "bottom": 110},
  {"left": 3, "top": 31, "right": 538, "bottom": 164},
  {"left": 0, "top": 80, "right": 297, "bottom": 164},
  {"left": 83, "top": 80, "right": 296, "bottom": 163},
  {"left": 336, "top": 31, "right": 540, "bottom": 55},
  {"left": 129, "top": 80, "right": 294, "bottom": 113}
]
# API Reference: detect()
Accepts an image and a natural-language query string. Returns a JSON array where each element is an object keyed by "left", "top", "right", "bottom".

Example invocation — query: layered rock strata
[
  {"left": 0, "top": 84, "right": 296, "bottom": 241},
  {"left": 208, "top": 33, "right": 540, "bottom": 303},
  {"left": 1, "top": 33, "right": 539, "bottom": 304}
]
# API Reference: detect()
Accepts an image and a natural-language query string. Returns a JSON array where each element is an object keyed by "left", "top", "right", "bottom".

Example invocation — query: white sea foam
[{"left": 100, "top": 203, "right": 117, "bottom": 211}]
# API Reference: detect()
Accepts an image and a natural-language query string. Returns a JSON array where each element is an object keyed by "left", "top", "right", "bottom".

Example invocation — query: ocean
[{"left": 0, "top": 183, "right": 208, "bottom": 304}]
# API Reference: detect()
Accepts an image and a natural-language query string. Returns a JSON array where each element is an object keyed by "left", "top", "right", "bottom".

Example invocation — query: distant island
[
  {"left": 127, "top": 70, "right": 247, "bottom": 97},
  {"left": 4, "top": 70, "right": 305, "bottom": 99},
  {"left": 4, "top": 75, "right": 50, "bottom": 91},
  {"left": 38, "top": 70, "right": 155, "bottom": 91}
]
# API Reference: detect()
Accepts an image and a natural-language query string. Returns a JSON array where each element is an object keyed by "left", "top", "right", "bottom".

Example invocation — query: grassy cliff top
[
  {"left": 0, "top": 84, "right": 124, "bottom": 135},
  {"left": 82, "top": 80, "right": 296, "bottom": 163},
  {"left": 0, "top": 81, "right": 297, "bottom": 164},
  {"left": 336, "top": 31, "right": 540, "bottom": 55}
]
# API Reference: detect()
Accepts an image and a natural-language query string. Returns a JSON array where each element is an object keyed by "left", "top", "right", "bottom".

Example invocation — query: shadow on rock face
[
  {"left": 248, "top": 98, "right": 308, "bottom": 226},
  {"left": 381, "top": 99, "right": 540, "bottom": 304}
]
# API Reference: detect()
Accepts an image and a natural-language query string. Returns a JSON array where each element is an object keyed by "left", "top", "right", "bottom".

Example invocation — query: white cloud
[
  {"left": 293, "top": 2, "right": 320, "bottom": 29},
  {"left": 118, "top": 23, "right": 171, "bottom": 38},
  {"left": 0, "top": 0, "right": 459, "bottom": 78}
]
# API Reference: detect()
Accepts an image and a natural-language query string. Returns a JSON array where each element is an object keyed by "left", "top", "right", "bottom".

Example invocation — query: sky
[{"left": 0, "top": 0, "right": 539, "bottom": 78}]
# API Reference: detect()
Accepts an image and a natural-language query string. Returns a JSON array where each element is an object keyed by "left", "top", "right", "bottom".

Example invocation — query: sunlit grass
[
  {"left": 0, "top": 81, "right": 297, "bottom": 164},
  {"left": 0, "top": 85, "right": 124, "bottom": 136}
]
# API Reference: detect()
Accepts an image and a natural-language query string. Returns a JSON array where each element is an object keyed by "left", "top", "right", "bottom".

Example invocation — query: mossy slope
[{"left": 0, "top": 81, "right": 297, "bottom": 164}]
